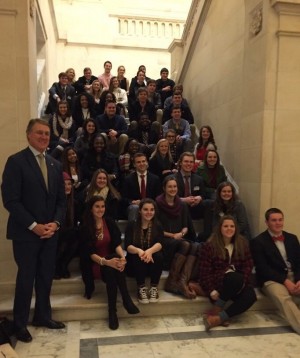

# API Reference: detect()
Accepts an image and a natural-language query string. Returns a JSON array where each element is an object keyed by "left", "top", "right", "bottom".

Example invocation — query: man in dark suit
[
  {"left": 175, "top": 152, "right": 213, "bottom": 240},
  {"left": 74, "top": 67, "right": 97, "bottom": 94},
  {"left": 1, "top": 119, "right": 66, "bottom": 343},
  {"left": 122, "top": 153, "right": 161, "bottom": 221},
  {"left": 47, "top": 72, "right": 76, "bottom": 114},
  {"left": 251, "top": 208, "right": 300, "bottom": 334}
]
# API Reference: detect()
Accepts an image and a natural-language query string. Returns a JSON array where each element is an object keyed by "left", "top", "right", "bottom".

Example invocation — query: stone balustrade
[{"left": 117, "top": 16, "right": 185, "bottom": 39}]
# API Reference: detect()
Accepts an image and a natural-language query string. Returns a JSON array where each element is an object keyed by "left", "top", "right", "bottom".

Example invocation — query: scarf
[
  {"left": 156, "top": 193, "right": 182, "bottom": 218},
  {"left": 52, "top": 113, "right": 73, "bottom": 138},
  {"left": 93, "top": 186, "right": 110, "bottom": 201}
]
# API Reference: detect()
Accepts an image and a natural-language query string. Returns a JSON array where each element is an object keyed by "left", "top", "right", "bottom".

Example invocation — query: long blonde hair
[
  {"left": 91, "top": 79, "right": 103, "bottom": 99},
  {"left": 150, "top": 139, "right": 173, "bottom": 162}
]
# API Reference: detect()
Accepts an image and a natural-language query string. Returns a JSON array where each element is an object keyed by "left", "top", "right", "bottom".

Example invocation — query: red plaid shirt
[{"left": 198, "top": 241, "right": 254, "bottom": 295}]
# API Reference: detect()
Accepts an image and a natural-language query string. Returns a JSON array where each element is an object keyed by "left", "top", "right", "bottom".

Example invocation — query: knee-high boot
[
  {"left": 177, "top": 253, "right": 198, "bottom": 299},
  {"left": 116, "top": 271, "right": 139, "bottom": 314},
  {"left": 164, "top": 253, "right": 187, "bottom": 293},
  {"left": 106, "top": 280, "right": 119, "bottom": 330}
]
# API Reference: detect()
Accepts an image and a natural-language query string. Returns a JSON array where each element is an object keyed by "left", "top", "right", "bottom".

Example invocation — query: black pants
[
  {"left": 126, "top": 252, "right": 163, "bottom": 286},
  {"left": 219, "top": 272, "right": 257, "bottom": 318},
  {"left": 162, "top": 238, "right": 190, "bottom": 270},
  {"left": 55, "top": 228, "right": 79, "bottom": 275},
  {"left": 101, "top": 265, "right": 133, "bottom": 313},
  {"left": 189, "top": 199, "right": 214, "bottom": 240},
  {"left": 12, "top": 237, "right": 57, "bottom": 329}
]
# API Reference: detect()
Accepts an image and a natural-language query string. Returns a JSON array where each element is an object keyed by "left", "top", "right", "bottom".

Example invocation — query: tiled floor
[{"left": 13, "top": 311, "right": 300, "bottom": 358}]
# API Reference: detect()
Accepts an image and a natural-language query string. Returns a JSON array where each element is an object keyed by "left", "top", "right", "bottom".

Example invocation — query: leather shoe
[
  {"left": 15, "top": 327, "right": 32, "bottom": 343},
  {"left": 108, "top": 311, "right": 119, "bottom": 330},
  {"left": 32, "top": 319, "right": 65, "bottom": 329}
]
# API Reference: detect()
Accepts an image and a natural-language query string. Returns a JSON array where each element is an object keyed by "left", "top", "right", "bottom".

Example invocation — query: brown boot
[
  {"left": 165, "top": 253, "right": 187, "bottom": 293},
  {"left": 188, "top": 281, "right": 204, "bottom": 296},
  {"left": 177, "top": 254, "right": 197, "bottom": 298},
  {"left": 204, "top": 306, "right": 230, "bottom": 327},
  {"left": 203, "top": 314, "right": 222, "bottom": 331}
]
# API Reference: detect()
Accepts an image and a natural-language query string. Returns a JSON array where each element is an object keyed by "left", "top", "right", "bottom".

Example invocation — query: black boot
[
  {"left": 104, "top": 268, "right": 120, "bottom": 328},
  {"left": 116, "top": 271, "right": 139, "bottom": 314},
  {"left": 108, "top": 310, "right": 119, "bottom": 330}
]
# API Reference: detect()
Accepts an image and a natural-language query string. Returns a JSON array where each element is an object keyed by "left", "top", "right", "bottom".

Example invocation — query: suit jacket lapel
[
  {"left": 133, "top": 172, "right": 140, "bottom": 197},
  {"left": 265, "top": 231, "right": 288, "bottom": 265}
]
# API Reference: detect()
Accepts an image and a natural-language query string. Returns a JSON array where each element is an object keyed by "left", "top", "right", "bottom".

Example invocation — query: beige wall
[
  {"left": 0, "top": 0, "right": 37, "bottom": 281},
  {"left": 171, "top": 0, "right": 300, "bottom": 237}
]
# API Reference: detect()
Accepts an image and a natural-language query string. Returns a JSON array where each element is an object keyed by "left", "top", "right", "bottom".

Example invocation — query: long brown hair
[
  {"left": 208, "top": 215, "right": 247, "bottom": 260},
  {"left": 86, "top": 168, "right": 121, "bottom": 201},
  {"left": 132, "top": 199, "right": 159, "bottom": 247},
  {"left": 83, "top": 196, "right": 105, "bottom": 243}
]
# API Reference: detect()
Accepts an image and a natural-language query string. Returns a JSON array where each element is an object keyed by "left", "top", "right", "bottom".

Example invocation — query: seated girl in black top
[
  {"left": 125, "top": 199, "right": 164, "bottom": 304},
  {"left": 197, "top": 150, "right": 227, "bottom": 200},
  {"left": 74, "top": 118, "right": 98, "bottom": 160},
  {"left": 149, "top": 138, "right": 177, "bottom": 181},
  {"left": 213, "top": 181, "right": 251, "bottom": 240},
  {"left": 79, "top": 196, "right": 139, "bottom": 330},
  {"left": 81, "top": 133, "right": 119, "bottom": 183},
  {"left": 72, "top": 92, "right": 96, "bottom": 131}
]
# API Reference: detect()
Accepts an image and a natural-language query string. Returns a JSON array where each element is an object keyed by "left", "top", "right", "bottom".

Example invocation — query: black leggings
[
  {"left": 126, "top": 251, "right": 163, "bottom": 286},
  {"left": 101, "top": 265, "right": 133, "bottom": 312},
  {"left": 219, "top": 272, "right": 257, "bottom": 318}
]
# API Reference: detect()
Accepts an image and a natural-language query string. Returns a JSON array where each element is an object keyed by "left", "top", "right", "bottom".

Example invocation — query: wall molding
[{"left": 0, "top": 9, "right": 18, "bottom": 16}]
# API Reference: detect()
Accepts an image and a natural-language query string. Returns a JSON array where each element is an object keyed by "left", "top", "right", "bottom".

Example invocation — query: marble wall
[{"left": 170, "top": 0, "right": 300, "bottom": 237}]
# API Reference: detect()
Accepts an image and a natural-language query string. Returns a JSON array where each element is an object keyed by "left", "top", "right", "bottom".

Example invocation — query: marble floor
[{"left": 13, "top": 311, "right": 300, "bottom": 358}]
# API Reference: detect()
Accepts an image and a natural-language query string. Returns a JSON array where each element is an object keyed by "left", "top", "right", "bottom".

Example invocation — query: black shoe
[
  {"left": 15, "top": 327, "right": 32, "bottom": 343},
  {"left": 123, "top": 301, "right": 140, "bottom": 314},
  {"left": 61, "top": 268, "right": 71, "bottom": 279},
  {"left": 32, "top": 319, "right": 65, "bottom": 329},
  {"left": 84, "top": 291, "right": 92, "bottom": 300},
  {"left": 108, "top": 311, "right": 119, "bottom": 330}
]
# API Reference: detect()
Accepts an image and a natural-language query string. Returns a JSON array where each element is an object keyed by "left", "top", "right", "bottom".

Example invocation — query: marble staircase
[{"left": 0, "top": 272, "right": 276, "bottom": 323}]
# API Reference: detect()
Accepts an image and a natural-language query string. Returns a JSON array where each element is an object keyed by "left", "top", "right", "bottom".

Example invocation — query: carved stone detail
[
  {"left": 30, "top": 0, "right": 35, "bottom": 18},
  {"left": 250, "top": 3, "right": 263, "bottom": 37}
]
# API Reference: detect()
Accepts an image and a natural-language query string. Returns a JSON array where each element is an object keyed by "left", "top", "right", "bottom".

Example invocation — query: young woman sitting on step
[
  {"left": 79, "top": 196, "right": 139, "bottom": 330},
  {"left": 125, "top": 199, "right": 164, "bottom": 304}
]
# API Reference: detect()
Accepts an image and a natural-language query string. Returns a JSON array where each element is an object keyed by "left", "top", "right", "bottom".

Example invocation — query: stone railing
[{"left": 115, "top": 16, "right": 185, "bottom": 38}]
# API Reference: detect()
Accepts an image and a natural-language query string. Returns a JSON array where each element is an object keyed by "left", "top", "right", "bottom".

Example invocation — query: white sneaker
[
  {"left": 138, "top": 286, "right": 149, "bottom": 304},
  {"left": 149, "top": 286, "right": 159, "bottom": 303}
]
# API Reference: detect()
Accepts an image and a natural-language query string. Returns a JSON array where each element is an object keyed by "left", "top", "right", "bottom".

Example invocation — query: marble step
[
  {"left": 0, "top": 272, "right": 276, "bottom": 322},
  {"left": 0, "top": 288, "right": 276, "bottom": 322}
]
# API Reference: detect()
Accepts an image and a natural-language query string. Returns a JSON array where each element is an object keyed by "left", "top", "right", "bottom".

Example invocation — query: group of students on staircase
[{"left": 42, "top": 61, "right": 262, "bottom": 332}]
